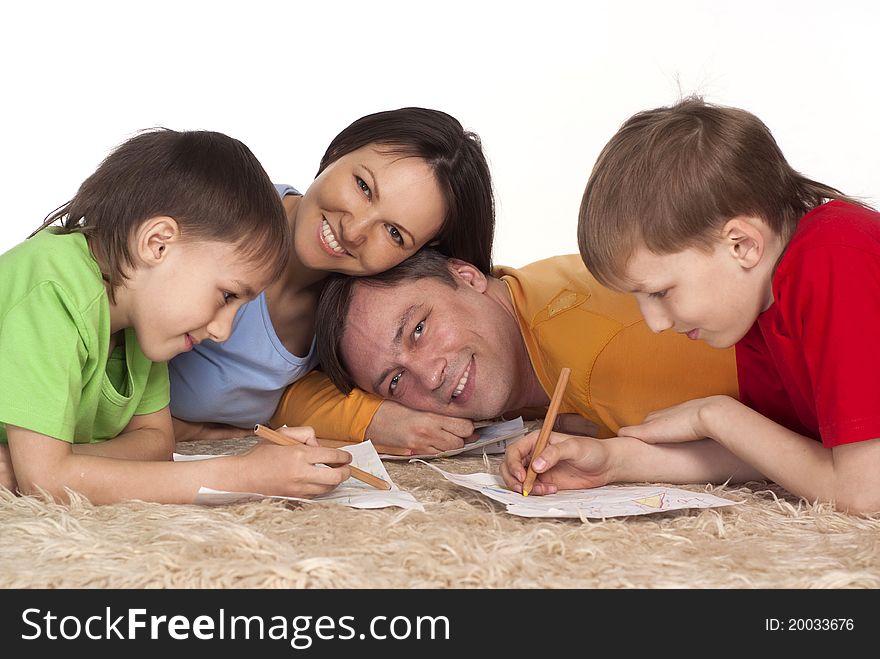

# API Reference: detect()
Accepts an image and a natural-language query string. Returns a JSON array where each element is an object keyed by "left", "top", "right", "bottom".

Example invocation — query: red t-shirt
[{"left": 736, "top": 200, "right": 880, "bottom": 447}]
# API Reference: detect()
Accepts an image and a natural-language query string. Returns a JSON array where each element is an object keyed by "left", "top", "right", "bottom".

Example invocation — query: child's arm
[
  {"left": 620, "top": 395, "right": 880, "bottom": 514},
  {"left": 0, "top": 409, "right": 176, "bottom": 492},
  {"left": 5, "top": 424, "right": 353, "bottom": 505},
  {"left": 70, "top": 407, "right": 175, "bottom": 461},
  {"left": 500, "top": 429, "right": 764, "bottom": 496},
  {"left": 272, "top": 369, "right": 477, "bottom": 452}
]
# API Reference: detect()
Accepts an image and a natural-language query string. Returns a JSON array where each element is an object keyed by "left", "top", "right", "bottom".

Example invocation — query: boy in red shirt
[{"left": 503, "top": 97, "right": 880, "bottom": 514}]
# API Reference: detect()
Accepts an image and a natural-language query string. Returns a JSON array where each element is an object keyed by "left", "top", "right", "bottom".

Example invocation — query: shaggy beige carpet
[{"left": 1, "top": 435, "right": 878, "bottom": 589}]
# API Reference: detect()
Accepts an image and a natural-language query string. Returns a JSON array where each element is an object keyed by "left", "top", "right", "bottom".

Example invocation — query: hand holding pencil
[
  {"left": 254, "top": 424, "right": 391, "bottom": 491},
  {"left": 500, "top": 367, "right": 619, "bottom": 496},
  {"left": 511, "top": 367, "right": 571, "bottom": 496},
  {"left": 227, "top": 424, "right": 357, "bottom": 498}
]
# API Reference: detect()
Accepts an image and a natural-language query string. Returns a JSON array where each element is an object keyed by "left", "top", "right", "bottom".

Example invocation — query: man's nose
[{"left": 410, "top": 354, "right": 448, "bottom": 392}]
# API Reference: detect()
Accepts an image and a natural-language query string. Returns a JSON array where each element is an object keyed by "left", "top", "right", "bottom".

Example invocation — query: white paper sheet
[
  {"left": 173, "top": 441, "right": 424, "bottom": 511},
  {"left": 378, "top": 417, "right": 529, "bottom": 460},
  {"left": 416, "top": 461, "right": 739, "bottom": 518}
]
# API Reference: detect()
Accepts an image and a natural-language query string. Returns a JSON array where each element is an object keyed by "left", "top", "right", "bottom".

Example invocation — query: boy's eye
[
  {"left": 386, "top": 224, "right": 404, "bottom": 246},
  {"left": 223, "top": 291, "right": 238, "bottom": 304},
  {"left": 648, "top": 290, "right": 668, "bottom": 299},
  {"left": 356, "top": 176, "right": 372, "bottom": 200}
]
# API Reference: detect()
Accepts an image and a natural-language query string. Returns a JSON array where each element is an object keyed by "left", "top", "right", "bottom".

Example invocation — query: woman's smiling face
[{"left": 292, "top": 145, "right": 447, "bottom": 276}]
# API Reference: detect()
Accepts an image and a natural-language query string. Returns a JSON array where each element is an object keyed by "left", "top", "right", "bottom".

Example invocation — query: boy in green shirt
[{"left": 0, "top": 129, "right": 353, "bottom": 504}]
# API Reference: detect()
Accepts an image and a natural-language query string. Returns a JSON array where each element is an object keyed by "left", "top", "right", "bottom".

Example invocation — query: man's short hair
[{"left": 316, "top": 248, "right": 459, "bottom": 395}]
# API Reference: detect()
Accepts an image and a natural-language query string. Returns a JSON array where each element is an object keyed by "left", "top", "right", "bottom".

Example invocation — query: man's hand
[{"left": 365, "top": 401, "right": 477, "bottom": 454}]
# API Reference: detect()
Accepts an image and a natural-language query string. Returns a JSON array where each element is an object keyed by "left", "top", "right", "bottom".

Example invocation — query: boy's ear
[
  {"left": 722, "top": 217, "right": 766, "bottom": 270},
  {"left": 447, "top": 257, "right": 488, "bottom": 292},
  {"left": 136, "top": 216, "right": 181, "bottom": 265}
]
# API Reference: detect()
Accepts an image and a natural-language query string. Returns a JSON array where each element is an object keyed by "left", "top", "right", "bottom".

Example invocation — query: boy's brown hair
[
  {"left": 33, "top": 129, "right": 289, "bottom": 301},
  {"left": 577, "top": 96, "right": 859, "bottom": 289}
]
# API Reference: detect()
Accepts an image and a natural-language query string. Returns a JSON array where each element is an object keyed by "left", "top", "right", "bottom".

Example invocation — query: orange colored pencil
[
  {"left": 253, "top": 424, "right": 391, "bottom": 491},
  {"left": 522, "top": 367, "right": 571, "bottom": 497}
]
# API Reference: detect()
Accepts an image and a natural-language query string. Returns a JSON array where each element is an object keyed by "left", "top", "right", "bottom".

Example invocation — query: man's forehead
[
  {"left": 350, "top": 281, "right": 419, "bottom": 317},
  {"left": 344, "top": 283, "right": 421, "bottom": 347},
  {"left": 350, "top": 278, "right": 444, "bottom": 312}
]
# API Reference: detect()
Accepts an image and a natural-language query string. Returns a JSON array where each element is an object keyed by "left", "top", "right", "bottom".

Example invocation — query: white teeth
[
  {"left": 452, "top": 362, "right": 471, "bottom": 398},
  {"left": 321, "top": 219, "right": 347, "bottom": 254}
]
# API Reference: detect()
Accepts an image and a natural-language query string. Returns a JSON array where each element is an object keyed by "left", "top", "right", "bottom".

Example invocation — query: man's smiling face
[{"left": 339, "top": 264, "right": 525, "bottom": 420}]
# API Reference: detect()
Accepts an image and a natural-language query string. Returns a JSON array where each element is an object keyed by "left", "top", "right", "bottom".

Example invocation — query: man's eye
[
  {"left": 389, "top": 373, "right": 401, "bottom": 394},
  {"left": 413, "top": 321, "right": 424, "bottom": 339}
]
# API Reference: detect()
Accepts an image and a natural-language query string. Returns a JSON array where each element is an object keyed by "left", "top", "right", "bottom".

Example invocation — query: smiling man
[{"left": 315, "top": 249, "right": 739, "bottom": 437}]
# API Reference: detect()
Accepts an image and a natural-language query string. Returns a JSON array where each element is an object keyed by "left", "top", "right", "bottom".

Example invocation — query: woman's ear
[
  {"left": 722, "top": 216, "right": 767, "bottom": 270},
  {"left": 136, "top": 216, "right": 181, "bottom": 265}
]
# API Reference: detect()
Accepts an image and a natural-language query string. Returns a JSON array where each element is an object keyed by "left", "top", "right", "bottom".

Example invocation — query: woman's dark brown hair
[{"left": 319, "top": 107, "right": 495, "bottom": 273}]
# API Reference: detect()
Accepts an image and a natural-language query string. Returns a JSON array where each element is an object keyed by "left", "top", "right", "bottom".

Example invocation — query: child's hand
[
  {"left": 0, "top": 443, "right": 17, "bottom": 493},
  {"left": 239, "top": 440, "right": 353, "bottom": 498},
  {"left": 365, "top": 401, "right": 477, "bottom": 454},
  {"left": 619, "top": 395, "right": 732, "bottom": 444},
  {"left": 500, "top": 431, "right": 612, "bottom": 495}
]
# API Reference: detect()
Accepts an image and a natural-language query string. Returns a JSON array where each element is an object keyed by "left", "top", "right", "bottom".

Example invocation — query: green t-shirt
[{"left": 0, "top": 230, "right": 169, "bottom": 444}]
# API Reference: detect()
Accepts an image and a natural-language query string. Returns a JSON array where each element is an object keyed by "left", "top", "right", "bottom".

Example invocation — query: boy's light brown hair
[{"left": 577, "top": 96, "right": 858, "bottom": 289}]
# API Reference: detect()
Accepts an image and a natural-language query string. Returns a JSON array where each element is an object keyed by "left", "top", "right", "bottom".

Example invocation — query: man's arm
[{"left": 272, "top": 369, "right": 475, "bottom": 452}]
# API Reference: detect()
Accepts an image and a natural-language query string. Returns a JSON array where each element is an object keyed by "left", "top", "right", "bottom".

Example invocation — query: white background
[{"left": 2, "top": 0, "right": 877, "bottom": 267}]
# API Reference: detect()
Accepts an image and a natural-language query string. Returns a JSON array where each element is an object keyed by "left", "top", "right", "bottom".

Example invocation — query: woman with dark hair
[{"left": 169, "top": 108, "right": 495, "bottom": 454}]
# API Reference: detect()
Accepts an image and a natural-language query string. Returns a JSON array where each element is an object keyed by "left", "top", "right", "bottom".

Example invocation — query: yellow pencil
[
  {"left": 253, "top": 424, "right": 391, "bottom": 491},
  {"left": 522, "top": 367, "right": 571, "bottom": 497}
]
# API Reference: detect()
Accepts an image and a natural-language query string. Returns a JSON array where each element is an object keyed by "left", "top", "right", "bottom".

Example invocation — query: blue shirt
[{"left": 168, "top": 184, "right": 319, "bottom": 427}]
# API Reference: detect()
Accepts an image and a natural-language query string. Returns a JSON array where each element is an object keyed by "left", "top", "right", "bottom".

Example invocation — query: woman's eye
[
  {"left": 413, "top": 321, "right": 424, "bottom": 339},
  {"left": 356, "top": 176, "right": 372, "bottom": 200},
  {"left": 648, "top": 289, "right": 668, "bottom": 299},
  {"left": 386, "top": 224, "right": 404, "bottom": 246},
  {"left": 389, "top": 373, "right": 401, "bottom": 394}
]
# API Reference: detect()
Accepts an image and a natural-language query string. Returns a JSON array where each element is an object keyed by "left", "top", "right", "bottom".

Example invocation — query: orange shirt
[{"left": 498, "top": 255, "right": 739, "bottom": 436}]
